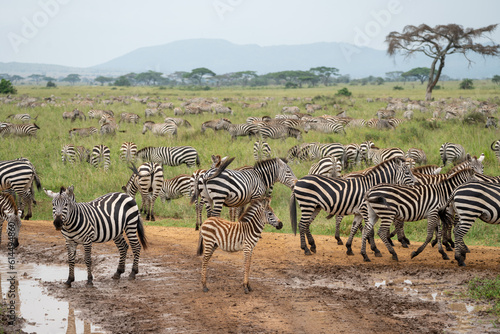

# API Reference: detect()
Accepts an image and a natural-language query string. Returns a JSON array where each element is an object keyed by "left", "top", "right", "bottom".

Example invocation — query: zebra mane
[
  {"left": 238, "top": 198, "right": 267, "bottom": 222},
  {"left": 372, "top": 156, "right": 406, "bottom": 170},
  {"left": 412, "top": 164, "right": 441, "bottom": 173},
  {"left": 59, "top": 186, "right": 66, "bottom": 194},
  {"left": 446, "top": 167, "right": 475, "bottom": 180},
  {"left": 253, "top": 157, "right": 287, "bottom": 169}
]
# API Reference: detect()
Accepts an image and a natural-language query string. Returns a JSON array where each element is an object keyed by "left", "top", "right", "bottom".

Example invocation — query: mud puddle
[{"left": 1, "top": 255, "right": 105, "bottom": 333}]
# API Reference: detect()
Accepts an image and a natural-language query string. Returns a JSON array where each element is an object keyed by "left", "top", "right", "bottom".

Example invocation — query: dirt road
[{"left": 10, "top": 220, "right": 500, "bottom": 333}]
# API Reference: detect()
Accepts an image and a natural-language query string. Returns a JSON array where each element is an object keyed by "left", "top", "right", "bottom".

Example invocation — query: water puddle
[{"left": 0, "top": 255, "right": 105, "bottom": 333}]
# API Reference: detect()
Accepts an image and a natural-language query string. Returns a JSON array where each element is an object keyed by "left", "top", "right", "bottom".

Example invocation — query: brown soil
[{"left": 11, "top": 220, "right": 500, "bottom": 333}]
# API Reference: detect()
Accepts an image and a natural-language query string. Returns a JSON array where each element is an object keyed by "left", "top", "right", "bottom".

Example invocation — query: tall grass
[{"left": 2, "top": 81, "right": 500, "bottom": 247}]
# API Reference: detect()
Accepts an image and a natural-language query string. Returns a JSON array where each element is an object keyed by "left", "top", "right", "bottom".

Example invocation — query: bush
[
  {"left": 46, "top": 81, "right": 56, "bottom": 88},
  {"left": 114, "top": 76, "right": 131, "bottom": 87},
  {"left": 0, "top": 79, "right": 17, "bottom": 94},
  {"left": 459, "top": 78, "right": 474, "bottom": 90},
  {"left": 336, "top": 87, "right": 352, "bottom": 97},
  {"left": 285, "top": 82, "right": 298, "bottom": 89},
  {"left": 393, "top": 85, "right": 404, "bottom": 90}
]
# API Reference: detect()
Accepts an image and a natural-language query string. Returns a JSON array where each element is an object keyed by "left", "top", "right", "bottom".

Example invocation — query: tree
[
  {"left": 385, "top": 71, "right": 403, "bottom": 82},
  {"left": 184, "top": 68, "right": 216, "bottom": 85},
  {"left": 114, "top": 76, "right": 131, "bottom": 87},
  {"left": 386, "top": 24, "right": 500, "bottom": 100},
  {"left": 402, "top": 67, "right": 430, "bottom": 84},
  {"left": 95, "top": 76, "right": 114, "bottom": 86},
  {"left": 62, "top": 74, "right": 81, "bottom": 85},
  {"left": 135, "top": 71, "right": 164, "bottom": 86},
  {"left": 10, "top": 75, "right": 23, "bottom": 83},
  {"left": 309, "top": 67, "right": 339, "bottom": 86},
  {"left": 459, "top": 78, "right": 474, "bottom": 89},
  {"left": 0, "top": 79, "right": 17, "bottom": 94},
  {"left": 28, "top": 74, "right": 44, "bottom": 85},
  {"left": 231, "top": 71, "right": 257, "bottom": 86},
  {"left": 492, "top": 75, "right": 500, "bottom": 85}
]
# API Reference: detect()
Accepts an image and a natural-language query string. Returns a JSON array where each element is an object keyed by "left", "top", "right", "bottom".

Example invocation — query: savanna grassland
[{"left": 2, "top": 80, "right": 500, "bottom": 249}]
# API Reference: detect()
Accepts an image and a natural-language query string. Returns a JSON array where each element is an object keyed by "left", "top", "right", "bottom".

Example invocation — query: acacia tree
[
  {"left": 386, "top": 24, "right": 500, "bottom": 100},
  {"left": 184, "top": 68, "right": 216, "bottom": 85},
  {"left": 310, "top": 67, "right": 339, "bottom": 86},
  {"left": 402, "top": 67, "right": 430, "bottom": 84}
]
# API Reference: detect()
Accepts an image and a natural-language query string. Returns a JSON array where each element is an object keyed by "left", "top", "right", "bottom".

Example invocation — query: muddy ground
[{"left": 8, "top": 220, "right": 500, "bottom": 333}]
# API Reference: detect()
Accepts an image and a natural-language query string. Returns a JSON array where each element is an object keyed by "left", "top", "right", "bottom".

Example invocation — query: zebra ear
[
  {"left": 43, "top": 188, "right": 57, "bottom": 199},
  {"left": 17, "top": 209, "right": 22, "bottom": 218},
  {"left": 478, "top": 153, "right": 485, "bottom": 162},
  {"left": 67, "top": 186, "right": 75, "bottom": 198}
]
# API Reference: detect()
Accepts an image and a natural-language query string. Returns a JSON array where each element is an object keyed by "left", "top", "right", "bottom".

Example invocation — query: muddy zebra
[
  {"left": 0, "top": 123, "right": 40, "bottom": 137},
  {"left": 136, "top": 146, "right": 200, "bottom": 168},
  {"left": 120, "top": 142, "right": 138, "bottom": 163},
  {"left": 90, "top": 145, "right": 111, "bottom": 171},
  {"left": 44, "top": 186, "right": 148, "bottom": 287},
  {"left": 61, "top": 144, "right": 90, "bottom": 164},
  {"left": 197, "top": 197, "right": 282, "bottom": 293},
  {"left": 142, "top": 121, "right": 177, "bottom": 136}
]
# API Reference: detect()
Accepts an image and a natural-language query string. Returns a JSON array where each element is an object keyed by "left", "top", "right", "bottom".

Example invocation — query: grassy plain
[{"left": 1, "top": 81, "right": 500, "bottom": 248}]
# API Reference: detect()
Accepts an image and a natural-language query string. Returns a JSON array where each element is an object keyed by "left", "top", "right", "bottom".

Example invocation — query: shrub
[
  {"left": 463, "top": 112, "right": 486, "bottom": 125},
  {"left": 336, "top": 87, "right": 352, "bottom": 97},
  {"left": 459, "top": 78, "right": 474, "bottom": 90},
  {"left": 0, "top": 79, "right": 17, "bottom": 94},
  {"left": 393, "top": 85, "right": 404, "bottom": 90},
  {"left": 46, "top": 81, "right": 56, "bottom": 88},
  {"left": 285, "top": 82, "right": 298, "bottom": 89}
]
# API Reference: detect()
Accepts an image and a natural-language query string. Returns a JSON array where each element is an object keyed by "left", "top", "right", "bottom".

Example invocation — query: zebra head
[
  {"left": 391, "top": 157, "right": 417, "bottom": 186},
  {"left": 276, "top": 158, "right": 297, "bottom": 189},
  {"left": 262, "top": 197, "right": 282, "bottom": 230},
  {"left": 3, "top": 209, "right": 22, "bottom": 248},
  {"left": 141, "top": 121, "right": 154, "bottom": 134},
  {"left": 44, "top": 186, "right": 75, "bottom": 230}
]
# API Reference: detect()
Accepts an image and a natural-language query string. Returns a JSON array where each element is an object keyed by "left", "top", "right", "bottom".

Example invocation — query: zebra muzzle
[
  {"left": 53, "top": 215, "right": 63, "bottom": 230},
  {"left": 276, "top": 221, "right": 283, "bottom": 230}
]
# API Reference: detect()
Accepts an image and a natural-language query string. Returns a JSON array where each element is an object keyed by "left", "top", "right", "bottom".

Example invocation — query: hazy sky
[{"left": 1, "top": 0, "right": 499, "bottom": 68}]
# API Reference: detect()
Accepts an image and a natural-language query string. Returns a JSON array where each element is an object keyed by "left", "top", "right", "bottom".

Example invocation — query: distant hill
[{"left": 2, "top": 39, "right": 499, "bottom": 79}]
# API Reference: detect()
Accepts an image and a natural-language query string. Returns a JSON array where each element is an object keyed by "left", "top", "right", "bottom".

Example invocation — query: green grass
[
  {"left": 2, "top": 81, "right": 500, "bottom": 247},
  {"left": 468, "top": 276, "right": 500, "bottom": 322}
]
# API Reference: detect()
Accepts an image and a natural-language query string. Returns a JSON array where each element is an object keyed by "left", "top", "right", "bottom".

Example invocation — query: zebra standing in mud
[
  {"left": 0, "top": 191, "right": 22, "bottom": 248},
  {"left": 136, "top": 146, "right": 200, "bottom": 168},
  {"left": 253, "top": 140, "right": 272, "bottom": 161},
  {"left": 120, "top": 142, "right": 138, "bottom": 163},
  {"left": 142, "top": 121, "right": 177, "bottom": 136},
  {"left": 125, "top": 162, "right": 164, "bottom": 221},
  {"left": 0, "top": 123, "right": 40, "bottom": 137},
  {"left": 90, "top": 145, "right": 111, "bottom": 171},
  {"left": 61, "top": 144, "right": 90, "bottom": 164},
  {"left": 440, "top": 142, "right": 467, "bottom": 166},
  {"left": 159, "top": 174, "right": 192, "bottom": 203},
  {"left": 197, "top": 197, "right": 282, "bottom": 293},
  {"left": 359, "top": 168, "right": 476, "bottom": 262},
  {"left": 0, "top": 158, "right": 41, "bottom": 220},
  {"left": 44, "top": 186, "right": 148, "bottom": 287},
  {"left": 215, "top": 119, "right": 260, "bottom": 141},
  {"left": 438, "top": 181, "right": 500, "bottom": 266},
  {"left": 290, "top": 157, "right": 416, "bottom": 256},
  {"left": 259, "top": 124, "right": 302, "bottom": 141}
]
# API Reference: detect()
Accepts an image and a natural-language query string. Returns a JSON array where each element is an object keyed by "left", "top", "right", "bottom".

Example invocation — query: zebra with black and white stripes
[
  {"left": 308, "top": 156, "right": 342, "bottom": 178},
  {"left": 440, "top": 142, "right": 467, "bottom": 166},
  {"left": 136, "top": 146, "right": 200, "bottom": 168},
  {"left": 259, "top": 124, "right": 302, "bottom": 141},
  {"left": 491, "top": 140, "right": 500, "bottom": 163},
  {"left": 438, "top": 181, "right": 500, "bottom": 266},
  {"left": 0, "top": 158, "right": 41, "bottom": 220},
  {"left": 159, "top": 174, "right": 191, "bottom": 203},
  {"left": 68, "top": 127, "right": 98, "bottom": 138},
  {"left": 163, "top": 117, "right": 192, "bottom": 128},
  {"left": 359, "top": 168, "right": 476, "bottom": 262},
  {"left": 303, "top": 121, "right": 345, "bottom": 134},
  {"left": 44, "top": 186, "right": 148, "bottom": 287},
  {"left": 448, "top": 154, "right": 484, "bottom": 174},
  {"left": 6, "top": 113, "right": 37, "bottom": 123},
  {"left": 90, "top": 145, "right": 111, "bottom": 171},
  {"left": 341, "top": 143, "right": 362, "bottom": 170},
  {"left": 142, "top": 121, "right": 177, "bottom": 136},
  {"left": 412, "top": 164, "right": 442, "bottom": 175},
  {"left": 406, "top": 148, "right": 427, "bottom": 165},
  {"left": 197, "top": 197, "right": 282, "bottom": 293},
  {"left": 61, "top": 144, "right": 90, "bottom": 164},
  {"left": 119, "top": 112, "right": 141, "bottom": 124},
  {"left": 120, "top": 142, "right": 138, "bottom": 163},
  {"left": 0, "top": 123, "right": 40, "bottom": 137},
  {"left": 127, "top": 162, "right": 164, "bottom": 221},
  {"left": 290, "top": 157, "right": 416, "bottom": 255},
  {"left": 253, "top": 140, "right": 272, "bottom": 161},
  {"left": 215, "top": 119, "right": 260, "bottom": 141},
  {"left": 0, "top": 191, "right": 22, "bottom": 247},
  {"left": 367, "top": 147, "right": 405, "bottom": 165}
]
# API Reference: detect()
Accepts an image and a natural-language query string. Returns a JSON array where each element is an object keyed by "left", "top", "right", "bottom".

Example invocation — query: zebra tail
[
  {"left": 367, "top": 196, "right": 390, "bottom": 209},
  {"left": 33, "top": 172, "right": 42, "bottom": 191},
  {"left": 206, "top": 156, "right": 235, "bottom": 181},
  {"left": 190, "top": 173, "right": 201, "bottom": 205},
  {"left": 491, "top": 141, "right": 497, "bottom": 151},
  {"left": 196, "top": 154, "right": 200, "bottom": 167},
  {"left": 196, "top": 232, "right": 204, "bottom": 256},
  {"left": 33, "top": 123, "right": 40, "bottom": 129},
  {"left": 437, "top": 201, "right": 453, "bottom": 231},
  {"left": 289, "top": 193, "right": 297, "bottom": 236},
  {"left": 137, "top": 217, "right": 149, "bottom": 250}
]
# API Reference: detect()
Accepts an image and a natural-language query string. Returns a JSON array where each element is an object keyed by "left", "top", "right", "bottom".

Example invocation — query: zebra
[
  {"left": 303, "top": 121, "right": 345, "bottom": 134},
  {"left": 440, "top": 142, "right": 467, "bottom": 166},
  {"left": 375, "top": 109, "right": 396, "bottom": 119},
  {"left": 119, "top": 112, "right": 141, "bottom": 124},
  {"left": 341, "top": 143, "right": 362, "bottom": 170},
  {"left": 0, "top": 192, "right": 22, "bottom": 248},
  {"left": 144, "top": 108, "right": 166, "bottom": 118},
  {"left": 159, "top": 174, "right": 192, "bottom": 203},
  {"left": 87, "top": 109, "right": 114, "bottom": 119},
  {"left": 120, "top": 142, "right": 138, "bottom": 163},
  {"left": 201, "top": 119, "right": 224, "bottom": 133},
  {"left": 68, "top": 127, "right": 98, "bottom": 138},
  {"left": 308, "top": 156, "right": 342, "bottom": 178},
  {"left": 127, "top": 162, "right": 164, "bottom": 221},
  {"left": 412, "top": 164, "right": 442, "bottom": 175},
  {"left": 215, "top": 119, "right": 260, "bottom": 141},
  {"left": 0, "top": 158, "right": 41, "bottom": 220},
  {"left": 253, "top": 140, "right": 272, "bottom": 161},
  {"left": 142, "top": 121, "right": 177, "bottom": 136},
  {"left": 136, "top": 146, "right": 200, "bottom": 168},
  {"left": 438, "top": 181, "right": 500, "bottom": 266},
  {"left": 197, "top": 197, "right": 282, "bottom": 293},
  {"left": 99, "top": 114, "right": 121, "bottom": 135},
  {"left": 290, "top": 157, "right": 416, "bottom": 255},
  {"left": 406, "top": 148, "right": 428, "bottom": 165},
  {"left": 0, "top": 123, "right": 40, "bottom": 137},
  {"left": 345, "top": 118, "right": 367, "bottom": 128},
  {"left": 259, "top": 124, "right": 302, "bottom": 141},
  {"left": 61, "top": 144, "right": 90, "bottom": 164},
  {"left": 43, "top": 186, "right": 148, "bottom": 287},
  {"left": 212, "top": 103, "right": 233, "bottom": 115},
  {"left": 490, "top": 140, "right": 500, "bottom": 163},
  {"left": 359, "top": 140, "right": 375, "bottom": 163},
  {"left": 163, "top": 117, "right": 192, "bottom": 128},
  {"left": 62, "top": 108, "right": 86, "bottom": 122},
  {"left": 193, "top": 157, "right": 296, "bottom": 220},
  {"left": 359, "top": 168, "right": 476, "bottom": 262},
  {"left": 90, "top": 145, "right": 111, "bottom": 171},
  {"left": 367, "top": 147, "right": 405, "bottom": 165},
  {"left": 6, "top": 113, "right": 37, "bottom": 122}
]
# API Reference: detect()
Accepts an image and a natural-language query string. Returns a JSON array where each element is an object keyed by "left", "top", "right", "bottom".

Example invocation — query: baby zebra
[{"left": 197, "top": 197, "right": 282, "bottom": 293}]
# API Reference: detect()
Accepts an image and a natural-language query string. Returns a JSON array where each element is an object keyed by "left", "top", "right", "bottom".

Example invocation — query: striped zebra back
[
  {"left": 120, "top": 142, "right": 137, "bottom": 163},
  {"left": 440, "top": 142, "right": 466, "bottom": 166},
  {"left": 159, "top": 174, "right": 191, "bottom": 203},
  {"left": 253, "top": 141, "right": 272, "bottom": 161},
  {"left": 0, "top": 123, "right": 40, "bottom": 137},
  {"left": 90, "top": 145, "right": 111, "bottom": 170},
  {"left": 406, "top": 148, "right": 427, "bottom": 165},
  {"left": 342, "top": 143, "right": 361, "bottom": 169},
  {"left": 62, "top": 144, "right": 90, "bottom": 164},
  {"left": 368, "top": 147, "right": 404, "bottom": 166},
  {"left": 412, "top": 164, "right": 442, "bottom": 175},
  {"left": 137, "top": 146, "right": 200, "bottom": 168},
  {"left": 309, "top": 156, "right": 342, "bottom": 178}
]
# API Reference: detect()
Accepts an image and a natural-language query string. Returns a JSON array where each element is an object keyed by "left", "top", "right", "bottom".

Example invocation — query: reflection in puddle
[{"left": 0, "top": 255, "right": 104, "bottom": 333}]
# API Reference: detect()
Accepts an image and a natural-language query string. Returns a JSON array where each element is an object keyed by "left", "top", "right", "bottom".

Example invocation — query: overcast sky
[{"left": 1, "top": 0, "right": 499, "bottom": 68}]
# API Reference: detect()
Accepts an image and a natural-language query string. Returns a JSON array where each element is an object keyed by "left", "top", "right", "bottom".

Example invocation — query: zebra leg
[
  {"left": 127, "top": 228, "right": 142, "bottom": 280},
  {"left": 360, "top": 214, "right": 376, "bottom": 262},
  {"left": 65, "top": 240, "right": 77, "bottom": 287},
  {"left": 112, "top": 234, "right": 129, "bottom": 279},
  {"left": 243, "top": 247, "right": 254, "bottom": 294},
  {"left": 201, "top": 245, "right": 217, "bottom": 292},
  {"left": 394, "top": 219, "right": 409, "bottom": 248},
  {"left": 300, "top": 208, "right": 321, "bottom": 255},
  {"left": 453, "top": 222, "right": 470, "bottom": 266},
  {"left": 83, "top": 241, "right": 94, "bottom": 286},
  {"left": 411, "top": 215, "right": 449, "bottom": 260},
  {"left": 377, "top": 218, "right": 399, "bottom": 261},
  {"left": 335, "top": 215, "right": 343, "bottom": 245},
  {"left": 346, "top": 215, "right": 364, "bottom": 256}
]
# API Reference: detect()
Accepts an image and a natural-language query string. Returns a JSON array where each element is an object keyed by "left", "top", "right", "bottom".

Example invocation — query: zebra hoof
[
  {"left": 112, "top": 272, "right": 122, "bottom": 279},
  {"left": 129, "top": 270, "right": 137, "bottom": 280},
  {"left": 401, "top": 243, "right": 409, "bottom": 249},
  {"left": 337, "top": 240, "right": 343, "bottom": 246},
  {"left": 445, "top": 245, "right": 453, "bottom": 252},
  {"left": 304, "top": 250, "right": 313, "bottom": 256},
  {"left": 362, "top": 254, "right": 371, "bottom": 262},
  {"left": 391, "top": 254, "right": 399, "bottom": 261},
  {"left": 374, "top": 251, "right": 383, "bottom": 258},
  {"left": 346, "top": 249, "right": 354, "bottom": 256},
  {"left": 410, "top": 251, "right": 418, "bottom": 259},
  {"left": 442, "top": 253, "right": 450, "bottom": 260},
  {"left": 86, "top": 280, "right": 94, "bottom": 286}
]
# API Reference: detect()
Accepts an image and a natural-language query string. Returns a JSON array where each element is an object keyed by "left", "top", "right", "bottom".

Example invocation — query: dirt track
[{"left": 11, "top": 220, "right": 500, "bottom": 333}]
